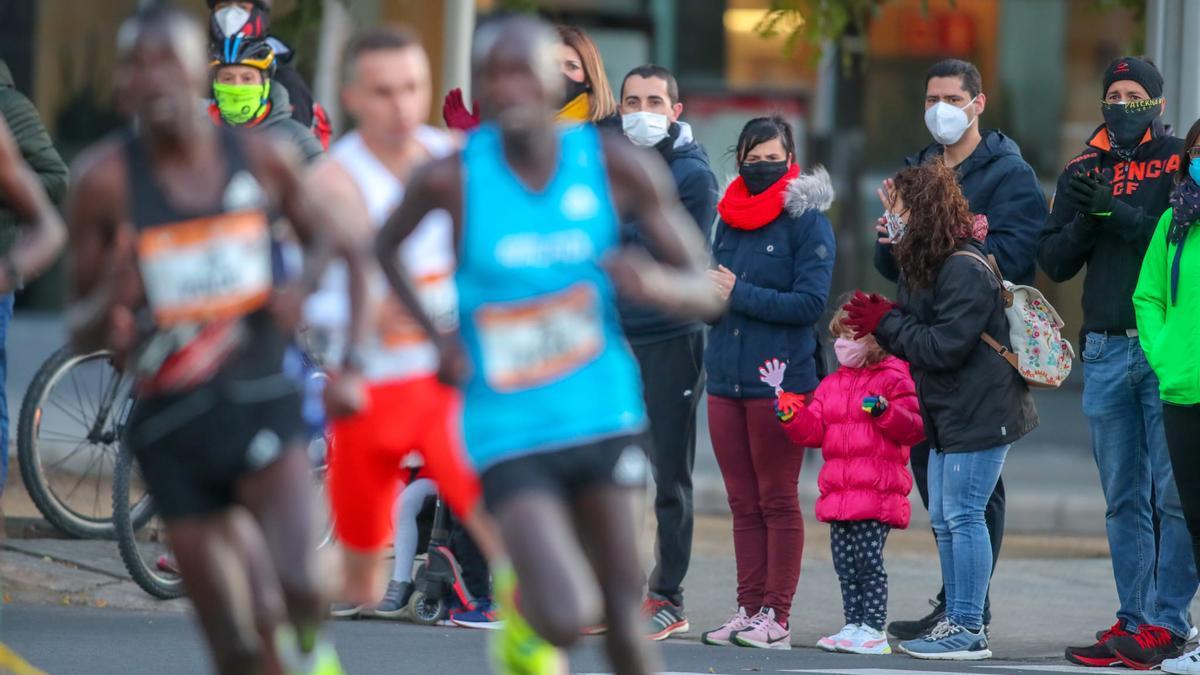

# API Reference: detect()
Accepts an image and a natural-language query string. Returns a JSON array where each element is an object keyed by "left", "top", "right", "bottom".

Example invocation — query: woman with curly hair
[{"left": 842, "top": 160, "right": 1037, "bottom": 661}]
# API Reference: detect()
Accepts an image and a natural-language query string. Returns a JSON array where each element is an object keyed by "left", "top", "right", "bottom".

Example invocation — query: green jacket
[
  {"left": 0, "top": 60, "right": 68, "bottom": 255},
  {"left": 1134, "top": 207, "right": 1200, "bottom": 405}
]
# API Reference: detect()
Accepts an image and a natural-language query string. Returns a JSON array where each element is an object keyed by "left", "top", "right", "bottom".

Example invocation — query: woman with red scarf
[{"left": 700, "top": 116, "right": 835, "bottom": 650}]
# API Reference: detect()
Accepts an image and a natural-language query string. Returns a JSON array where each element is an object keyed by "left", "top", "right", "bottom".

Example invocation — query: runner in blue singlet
[{"left": 375, "top": 16, "right": 722, "bottom": 675}]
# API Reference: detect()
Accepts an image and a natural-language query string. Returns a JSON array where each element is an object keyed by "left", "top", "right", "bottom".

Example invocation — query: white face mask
[
  {"left": 924, "top": 96, "right": 978, "bottom": 146},
  {"left": 215, "top": 6, "right": 252, "bottom": 38},
  {"left": 622, "top": 111, "right": 671, "bottom": 147}
]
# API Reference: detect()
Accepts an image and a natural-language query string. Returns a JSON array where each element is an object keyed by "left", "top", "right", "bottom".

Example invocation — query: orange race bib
[
  {"left": 377, "top": 272, "right": 457, "bottom": 348},
  {"left": 136, "top": 211, "right": 273, "bottom": 327},
  {"left": 476, "top": 283, "right": 604, "bottom": 392}
]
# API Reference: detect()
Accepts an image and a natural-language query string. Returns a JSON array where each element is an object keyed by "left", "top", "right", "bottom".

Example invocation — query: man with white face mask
[
  {"left": 618, "top": 64, "right": 718, "bottom": 641},
  {"left": 873, "top": 58, "right": 1047, "bottom": 643}
]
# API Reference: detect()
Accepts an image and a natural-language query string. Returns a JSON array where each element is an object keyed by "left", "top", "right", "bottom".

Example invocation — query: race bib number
[
  {"left": 137, "top": 211, "right": 272, "bottom": 326},
  {"left": 476, "top": 283, "right": 604, "bottom": 392},
  {"left": 377, "top": 273, "right": 458, "bottom": 348}
]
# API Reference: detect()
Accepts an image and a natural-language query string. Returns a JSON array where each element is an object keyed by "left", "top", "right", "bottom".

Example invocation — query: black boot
[{"left": 887, "top": 598, "right": 946, "bottom": 640}]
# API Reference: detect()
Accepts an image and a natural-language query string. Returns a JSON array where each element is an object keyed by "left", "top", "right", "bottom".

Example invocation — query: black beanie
[{"left": 1103, "top": 57, "right": 1164, "bottom": 99}]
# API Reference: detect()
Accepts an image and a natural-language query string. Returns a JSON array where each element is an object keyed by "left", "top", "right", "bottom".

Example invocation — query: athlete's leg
[
  {"left": 228, "top": 508, "right": 289, "bottom": 675},
  {"left": 167, "top": 511, "right": 270, "bottom": 675},
  {"left": 493, "top": 492, "right": 602, "bottom": 646},
  {"left": 237, "top": 445, "right": 325, "bottom": 651},
  {"left": 574, "top": 484, "right": 662, "bottom": 675}
]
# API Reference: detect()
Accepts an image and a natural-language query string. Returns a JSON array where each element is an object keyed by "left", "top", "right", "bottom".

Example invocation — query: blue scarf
[{"left": 1166, "top": 179, "right": 1200, "bottom": 305}]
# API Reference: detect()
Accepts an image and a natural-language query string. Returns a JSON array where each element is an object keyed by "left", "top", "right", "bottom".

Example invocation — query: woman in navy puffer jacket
[{"left": 700, "top": 116, "right": 836, "bottom": 648}]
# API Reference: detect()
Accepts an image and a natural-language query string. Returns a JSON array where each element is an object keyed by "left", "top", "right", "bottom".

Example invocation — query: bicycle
[{"left": 16, "top": 345, "right": 153, "bottom": 538}]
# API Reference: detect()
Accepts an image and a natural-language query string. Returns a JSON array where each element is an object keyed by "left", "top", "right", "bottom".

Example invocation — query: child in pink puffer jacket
[{"left": 765, "top": 300, "right": 924, "bottom": 655}]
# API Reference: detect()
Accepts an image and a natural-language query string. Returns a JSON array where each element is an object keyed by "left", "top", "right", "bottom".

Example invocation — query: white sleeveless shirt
[{"left": 304, "top": 126, "right": 457, "bottom": 382}]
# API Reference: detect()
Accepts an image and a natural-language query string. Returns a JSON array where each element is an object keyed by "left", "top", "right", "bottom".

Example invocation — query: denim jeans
[
  {"left": 928, "top": 444, "right": 1010, "bottom": 631},
  {"left": 0, "top": 293, "right": 12, "bottom": 497},
  {"left": 1082, "top": 332, "right": 1198, "bottom": 637}
]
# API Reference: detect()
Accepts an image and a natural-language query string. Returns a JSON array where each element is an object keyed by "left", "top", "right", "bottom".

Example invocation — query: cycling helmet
[{"left": 211, "top": 36, "right": 276, "bottom": 78}]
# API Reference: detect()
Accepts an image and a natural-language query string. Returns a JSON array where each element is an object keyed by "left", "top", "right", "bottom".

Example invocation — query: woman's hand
[
  {"left": 442, "top": 88, "right": 481, "bottom": 132},
  {"left": 708, "top": 265, "right": 737, "bottom": 302},
  {"left": 876, "top": 179, "right": 897, "bottom": 245},
  {"left": 842, "top": 291, "right": 897, "bottom": 339}
]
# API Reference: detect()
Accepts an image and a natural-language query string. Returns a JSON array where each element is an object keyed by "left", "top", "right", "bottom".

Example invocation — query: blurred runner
[
  {"left": 64, "top": 7, "right": 365, "bottom": 674},
  {"left": 376, "top": 16, "right": 721, "bottom": 675}
]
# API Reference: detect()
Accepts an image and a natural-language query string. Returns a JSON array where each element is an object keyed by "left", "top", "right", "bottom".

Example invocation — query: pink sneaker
[
  {"left": 700, "top": 607, "right": 752, "bottom": 646},
  {"left": 732, "top": 608, "right": 791, "bottom": 650}
]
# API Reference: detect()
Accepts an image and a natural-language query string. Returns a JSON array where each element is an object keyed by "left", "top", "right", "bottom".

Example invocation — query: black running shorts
[
  {"left": 480, "top": 434, "right": 650, "bottom": 511},
  {"left": 125, "top": 373, "right": 306, "bottom": 520}
]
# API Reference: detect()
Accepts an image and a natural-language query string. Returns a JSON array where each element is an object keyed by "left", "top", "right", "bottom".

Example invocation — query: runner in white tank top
[{"left": 302, "top": 34, "right": 528, "bottom": 655}]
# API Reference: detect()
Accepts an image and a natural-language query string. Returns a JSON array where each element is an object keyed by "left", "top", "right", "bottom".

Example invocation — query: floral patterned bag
[{"left": 951, "top": 251, "right": 1075, "bottom": 389}]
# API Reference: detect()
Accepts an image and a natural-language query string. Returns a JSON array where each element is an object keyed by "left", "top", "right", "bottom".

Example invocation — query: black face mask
[
  {"left": 561, "top": 75, "right": 590, "bottom": 108},
  {"left": 1102, "top": 98, "right": 1163, "bottom": 157},
  {"left": 739, "top": 160, "right": 789, "bottom": 195}
]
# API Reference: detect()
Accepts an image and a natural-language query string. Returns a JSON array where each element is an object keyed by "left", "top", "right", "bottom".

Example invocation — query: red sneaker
[
  {"left": 1109, "top": 625, "right": 1187, "bottom": 670},
  {"left": 1064, "top": 621, "right": 1130, "bottom": 668}
]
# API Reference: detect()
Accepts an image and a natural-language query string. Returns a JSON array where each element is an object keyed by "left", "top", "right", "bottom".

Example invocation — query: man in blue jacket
[
  {"left": 618, "top": 64, "right": 718, "bottom": 641},
  {"left": 875, "top": 58, "right": 1048, "bottom": 641}
]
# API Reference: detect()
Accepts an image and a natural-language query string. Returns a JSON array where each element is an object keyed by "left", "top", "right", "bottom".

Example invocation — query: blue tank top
[{"left": 457, "top": 123, "right": 646, "bottom": 469}]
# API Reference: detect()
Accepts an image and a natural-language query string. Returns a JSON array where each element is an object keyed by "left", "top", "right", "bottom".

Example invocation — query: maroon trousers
[{"left": 708, "top": 394, "right": 805, "bottom": 624}]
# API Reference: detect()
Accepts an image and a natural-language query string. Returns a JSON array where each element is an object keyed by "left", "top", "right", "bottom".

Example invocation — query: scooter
[{"left": 407, "top": 498, "right": 474, "bottom": 625}]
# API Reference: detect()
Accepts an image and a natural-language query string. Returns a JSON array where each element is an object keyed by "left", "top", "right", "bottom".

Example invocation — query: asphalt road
[{"left": 2, "top": 603, "right": 1130, "bottom": 675}]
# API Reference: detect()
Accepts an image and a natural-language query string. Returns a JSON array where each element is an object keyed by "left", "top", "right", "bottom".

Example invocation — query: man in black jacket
[
  {"left": 1041, "top": 57, "right": 1198, "bottom": 670},
  {"left": 877, "top": 59, "right": 1047, "bottom": 641},
  {"left": 617, "top": 64, "right": 718, "bottom": 641}
]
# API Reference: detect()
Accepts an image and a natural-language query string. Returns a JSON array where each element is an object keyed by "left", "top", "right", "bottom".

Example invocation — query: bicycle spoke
[
  {"left": 43, "top": 439, "right": 92, "bottom": 471},
  {"left": 68, "top": 365, "right": 98, "bottom": 425},
  {"left": 61, "top": 448, "right": 104, "bottom": 505},
  {"left": 47, "top": 396, "right": 92, "bottom": 431},
  {"left": 38, "top": 430, "right": 91, "bottom": 443}
]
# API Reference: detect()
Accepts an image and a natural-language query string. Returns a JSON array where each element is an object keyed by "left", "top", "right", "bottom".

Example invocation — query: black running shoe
[
  {"left": 1109, "top": 625, "right": 1187, "bottom": 671},
  {"left": 1066, "top": 621, "right": 1129, "bottom": 668},
  {"left": 887, "top": 598, "right": 946, "bottom": 641}
]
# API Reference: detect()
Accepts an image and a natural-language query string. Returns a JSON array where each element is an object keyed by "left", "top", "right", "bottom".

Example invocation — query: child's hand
[
  {"left": 776, "top": 391, "right": 806, "bottom": 423},
  {"left": 862, "top": 394, "right": 889, "bottom": 418},
  {"left": 759, "top": 358, "right": 787, "bottom": 395}
]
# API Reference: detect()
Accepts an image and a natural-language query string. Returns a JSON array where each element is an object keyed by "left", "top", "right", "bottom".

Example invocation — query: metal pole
[
  {"left": 314, "top": 0, "right": 353, "bottom": 135},
  {"left": 1176, "top": 0, "right": 1200, "bottom": 130},
  {"left": 443, "top": 0, "right": 475, "bottom": 102}
]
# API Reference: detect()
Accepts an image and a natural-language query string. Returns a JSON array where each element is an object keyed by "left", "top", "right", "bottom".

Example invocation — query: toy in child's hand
[
  {"left": 759, "top": 358, "right": 787, "bottom": 395},
  {"left": 776, "top": 391, "right": 806, "bottom": 423},
  {"left": 862, "top": 395, "right": 889, "bottom": 417}
]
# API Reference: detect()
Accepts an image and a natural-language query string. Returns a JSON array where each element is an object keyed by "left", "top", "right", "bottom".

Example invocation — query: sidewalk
[{"left": 6, "top": 511, "right": 1194, "bottom": 661}]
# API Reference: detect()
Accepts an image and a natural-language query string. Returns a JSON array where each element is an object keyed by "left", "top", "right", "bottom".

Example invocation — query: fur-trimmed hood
[{"left": 784, "top": 165, "right": 834, "bottom": 217}]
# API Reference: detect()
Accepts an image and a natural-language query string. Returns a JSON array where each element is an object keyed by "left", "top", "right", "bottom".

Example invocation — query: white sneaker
[
  {"left": 1164, "top": 644, "right": 1200, "bottom": 675},
  {"left": 817, "top": 624, "right": 860, "bottom": 652},
  {"left": 842, "top": 625, "right": 893, "bottom": 655},
  {"left": 1190, "top": 625, "right": 1199, "bottom": 642}
]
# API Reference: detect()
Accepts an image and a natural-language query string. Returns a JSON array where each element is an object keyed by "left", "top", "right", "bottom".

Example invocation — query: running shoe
[
  {"left": 841, "top": 625, "right": 893, "bottom": 655},
  {"left": 731, "top": 607, "right": 791, "bottom": 650},
  {"left": 1164, "top": 644, "right": 1200, "bottom": 674},
  {"left": 371, "top": 580, "right": 413, "bottom": 620},
  {"left": 816, "top": 623, "right": 859, "bottom": 652},
  {"left": 644, "top": 594, "right": 689, "bottom": 641},
  {"left": 1067, "top": 620, "right": 1131, "bottom": 667},
  {"left": 329, "top": 603, "right": 362, "bottom": 619},
  {"left": 452, "top": 596, "right": 504, "bottom": 630},
  {"left": 1109, "top": 625, "right": 1187, "bottom": 670},
  {"left": 489, "top": 566, "right": 565, "bottom": 675},
  {"left": 898, "top": 620, "right": 990, "bottom": 660},
  {"left": 701, "top": 607, "right": 752, "bottom": 647},
  {"left": 887, "top": 598, "right": 945, "bottom": 640}
]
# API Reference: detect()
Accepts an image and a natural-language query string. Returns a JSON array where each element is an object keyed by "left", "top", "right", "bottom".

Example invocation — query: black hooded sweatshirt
[{"left": 1038, "top": 119, "right": 1182, "bottom": 336}]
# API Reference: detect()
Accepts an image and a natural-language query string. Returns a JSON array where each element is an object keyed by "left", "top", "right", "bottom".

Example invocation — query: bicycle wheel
[
  {"left": 112, "top": 440, "right": 184, "bottom": 600},
  {"left": 17, "top": 345, "right": 152, "bottom": 538}
]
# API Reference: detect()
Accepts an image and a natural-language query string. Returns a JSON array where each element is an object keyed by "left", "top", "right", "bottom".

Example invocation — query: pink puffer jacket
[{"left": 782, "top": 356, "right": 924, "bottom": 528}]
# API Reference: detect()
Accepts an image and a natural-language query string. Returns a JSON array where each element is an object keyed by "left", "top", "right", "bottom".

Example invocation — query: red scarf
[{"left": 717, "top": 164, "right": 800, "bottom": 230}]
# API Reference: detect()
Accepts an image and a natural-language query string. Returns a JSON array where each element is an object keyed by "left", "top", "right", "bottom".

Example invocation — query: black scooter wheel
[{"left": 408, "top": 589, "right": 446, "bottom": 625}]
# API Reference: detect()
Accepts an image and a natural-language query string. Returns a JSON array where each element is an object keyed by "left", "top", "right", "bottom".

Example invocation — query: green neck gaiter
[{"left": 213, "top": 80, "right": 271, "bottom": 126}]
